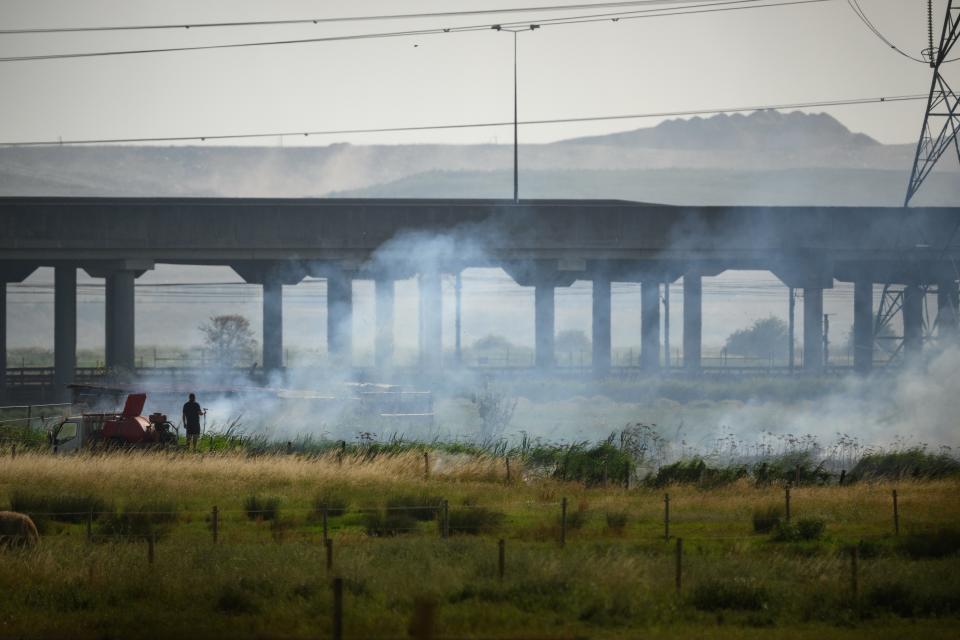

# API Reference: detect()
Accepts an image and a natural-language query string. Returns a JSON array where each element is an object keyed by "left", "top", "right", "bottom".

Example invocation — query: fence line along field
[{"left": 0, "top": 447, "right": 958, "bottom": 639}]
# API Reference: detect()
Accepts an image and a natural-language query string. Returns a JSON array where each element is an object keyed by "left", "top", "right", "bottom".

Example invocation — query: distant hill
[
  {"left": 0, "top": 110, "right": 953, "bottom": 204},
  {"left": 558, "top": 110, "right": 879, "bottom": 150}
]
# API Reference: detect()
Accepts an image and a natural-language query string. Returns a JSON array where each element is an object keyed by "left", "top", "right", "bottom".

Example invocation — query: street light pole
[{"left": 493, "top": 24, "right": 538, "bottom": 204}]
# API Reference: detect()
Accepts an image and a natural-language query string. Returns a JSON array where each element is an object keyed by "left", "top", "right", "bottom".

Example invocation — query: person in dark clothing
[{"left": 182, "top": 393, "right": 204, "bottom": 451}]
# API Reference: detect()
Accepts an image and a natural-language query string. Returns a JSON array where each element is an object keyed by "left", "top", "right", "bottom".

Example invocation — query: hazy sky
[{"left": 0, "top": 0, "right": 948, "bottom": 146}]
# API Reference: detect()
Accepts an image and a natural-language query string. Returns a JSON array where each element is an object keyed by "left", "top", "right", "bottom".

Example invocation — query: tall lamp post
[{"left": 492, "top": 24, "right": 539, "bottom": 203}]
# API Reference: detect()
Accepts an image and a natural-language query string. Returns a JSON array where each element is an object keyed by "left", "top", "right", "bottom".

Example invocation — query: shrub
[
  {"left": 565, "top": 507, "right": 589, "bottom": 531},
  {"left": 649, "top": 458, "right": 747, "bottom": 488},
  {"left": 550, "top": 439, "right": 633, "bottom": 486},
  {"left": 215, "top": 584, "right": 260, "bottom": 615},
  {"left": 362, "top": 511, "right": 419, "bottom": 536},
  {"left": 97, "top": 501, "right": 177, "bottom": 540},
  {"left": 244, "top": 495, "right": 280, "bottom": 521},
  {"left": 690, "top": 579, "right": 769, "bottom": 611},
  {"left": 313, "top": 494, "right": 349, "bottom": 518},
  {"left": 385, "top": 494, "right": 443, "bottom": 522},
  {"left": 772, "top": 519, "right": 826, "bottom": 542},
  {"left": 447, "top": 507, "right": 505, "bottom": 535},
  {"left": 605, "top": 511, "right": 629, "bottom": 532},
  {"left": 898, "top": 528, "right": 960, "bottom": 558},
  {"left": 849, "top": 448, "right": 960, "bottom": 482},
  {"left": 752, "top": 505, "right": 782, "bottom": 533},
  {"left": 866, "top": 581, "right": 916, "bottom": 617},
  {"left": 9, "top": 490, "right": 107, "bottom": 524}
]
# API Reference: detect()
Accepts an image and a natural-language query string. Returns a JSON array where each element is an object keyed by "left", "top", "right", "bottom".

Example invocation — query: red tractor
[{"left": 49, "top": 393, "right": 179, "bottom": 452}]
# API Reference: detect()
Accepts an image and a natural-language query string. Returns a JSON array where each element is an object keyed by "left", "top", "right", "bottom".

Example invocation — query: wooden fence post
[
  {"left": 147, "top": 534, "right": 155, "bottom": 565},
  {"left": 212, "top": 506, "right": 219, "bottom": 544},
  {"left": 664, "top": 494, "right": 670, "bottom": 541},
  {"left": 86, "top": 509, "right": 93, "bottom": 543},
  {"left": 850, "top": 544, "right": 859, "bottom": 598},
  {"left": 560, "top": 497, "right": 568, "bottom": 547},
  {"left": 424, "top": 451, "right": 430, "bottom": 481},
  {"left": 322, "top": 507, "right": 329, "bottom": 543},
  {"left": 11, "top": 444, "right": 15, "bottom": 460},
  {"left": 498, "top": 539, "right": 505, "bottom": 581},
  {"left": 409, "top": 598, "right": 437, "bottom": 640},
  {"left": 892, "top": 489, "right": 899, "bottom": 536},
  {"left": 505, "top": 457, "right": 511, "bottom": 483},
  {"left": 325, "top": 538, "right": 334, "bottom": 572},
  {"left": 675, "top": 537, "right": 683, "bottom": 593},
  {"left": 785, "top": 486, "right": 791, "bottom": 524},
  {"left": 332, "top": 577, "right": 343, "bottom": 640},
  {"left": 442, "top": 500, "right": 449, "bottom": 539}
]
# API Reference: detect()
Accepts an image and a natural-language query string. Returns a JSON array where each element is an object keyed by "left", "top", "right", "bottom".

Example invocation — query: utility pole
[
  {"left": 788, "top": 288, "right": 796, "bottom": 372},
  {"left": 493, "top": 24, "right": 539, "bottom": 203},
  {"left": 663, "top": 282, "right": 671, "bottom": 369}
]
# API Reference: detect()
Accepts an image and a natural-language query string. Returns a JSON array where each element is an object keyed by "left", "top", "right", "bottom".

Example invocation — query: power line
[
  {"left": 0, "top": 0, "right": 833, "bottom": 63},
  {"left": 0, "top": 93, "right": 925, "bottom": 147},
  {"left": 0, "top": 0, "right": 765, "bottom": 35},
  {"left": 845, "top": 0, "right": 958, "bottom": 64}
]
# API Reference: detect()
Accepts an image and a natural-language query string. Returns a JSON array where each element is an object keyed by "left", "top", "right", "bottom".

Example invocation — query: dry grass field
[{"left": 0, "top": 449, "right": 958, "bottom": 639}]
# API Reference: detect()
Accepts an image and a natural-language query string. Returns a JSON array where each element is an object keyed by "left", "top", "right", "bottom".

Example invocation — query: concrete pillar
[
  {"left": 938, "top": 280, "right": 959, "bottom": 341},
  {"left": 640, "top": 280, "right": 661, "bottom": 371},
  {"left": 903, "top": 284, "right": 924, "bottom": 357},
  {"left": 803, "top": 287, "right": 824, "bottom": 371},
  {"left": 326, "top": 271, "right": 353, "bottom": 366},
  {"left": 853, "top": 279, "right": 873, "bottom": 374},
  {"left": 419, "top": 270, "right": 442, "bottom": 369},
  {"left": 54, "top": 267, "right": 77, "bottom": 402},
  {"left": 0, "top": 283, "right": 6, "bottom": 403},
  {"left": 534, "top": 282, "right": 555, "bottom": 369},
  {"left": 374, "top": 277, "right": 395, "bottom": 369},
  {"left": 683, "top": 272, "right": 702, "bottom": 371},
  {"left": 262, "top": 278, "right": 283, "bottom": 372},
  {"left": 592, "top": 274, "right": 611, "bottom": 375},
  {"left": 105, "top": 270, "right": 136, "bottom": 371}
]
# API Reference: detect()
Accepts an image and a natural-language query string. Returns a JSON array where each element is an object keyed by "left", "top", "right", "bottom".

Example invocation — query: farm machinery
[{"left": 48, "top": 393, "right": 179, "bottom": 453}]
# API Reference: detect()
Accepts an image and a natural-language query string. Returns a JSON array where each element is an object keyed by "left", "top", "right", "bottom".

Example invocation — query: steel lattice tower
[{"left": 905, "top": 1, "right": 960, "bottom": 205}]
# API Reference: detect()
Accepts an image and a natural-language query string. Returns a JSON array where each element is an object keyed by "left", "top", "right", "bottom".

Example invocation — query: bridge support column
[
  {"left": 419, "top": 270, "right": 442, "bottom": 370},
  {"left": 903, "top": 284, "right": 924, "bottom": 358},
  {"left": 105, "top": 270, "right": 136, "bottom": 371},
  {"left": 853, "top": 279, "right": 873, "bottom": 374},
  {"left": 938, "top": 280, "right": 959, "bottom": 343},
  {"left": 327, "top": 270, "right": 353, "bottom": 367},
  {"left": 535, "top": 283, "right": 555, "bottom": 369},
  {"left": 262, "top": 278, "right": 284, "bottom": 373},
  {"left": 683, "top": 272, "right": 702, "bottom": 371},
  {"left": 640, "top": 280, "right": 661, "bottom": 371},
  {"left": 0, "top": 283, "right": 5, "bottom": 403},
  {"left": 375, "top": 277, "right": 394, "bottom": 369},
  {"left": 803, "top": 287, "right": 824, "bottom": 372},
  {"left": 54, "top": 267, "right": 77, "bottom": 402},
  {"left": 592, "top": 273, "right": 611, "bottom": 376}
]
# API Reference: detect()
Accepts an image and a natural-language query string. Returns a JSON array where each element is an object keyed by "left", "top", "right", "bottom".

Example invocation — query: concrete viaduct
[{"left": 1, "top": 197, "right": 958, "bottom": 397}]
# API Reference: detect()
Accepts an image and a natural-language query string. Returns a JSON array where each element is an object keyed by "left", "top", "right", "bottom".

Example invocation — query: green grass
[{"left": 0, "top": 451, "right": 957, "bottom": 638}]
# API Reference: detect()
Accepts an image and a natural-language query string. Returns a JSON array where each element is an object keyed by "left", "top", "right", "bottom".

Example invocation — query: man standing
[{"left": 182, "top": 393, "right": 204, "bottom": 452}]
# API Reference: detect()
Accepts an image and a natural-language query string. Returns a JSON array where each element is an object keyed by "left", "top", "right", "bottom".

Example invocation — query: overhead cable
[
  {"left": 0, "top": 0, "right": 833, "bottom": 63},
  {"left": 0, "top": 93, "right": 925, "bottom": 147},
  {"left": 0, "top": 0, "right": 771, "bottom": 35}
]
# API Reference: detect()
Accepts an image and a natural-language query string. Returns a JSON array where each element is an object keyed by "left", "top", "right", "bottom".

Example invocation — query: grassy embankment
[{"left": 0, "top": 449, "right": 958, "bottom": 639}]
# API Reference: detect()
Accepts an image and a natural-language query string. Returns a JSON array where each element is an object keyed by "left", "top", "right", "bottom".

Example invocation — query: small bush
[
  {"left": 849, "top": 448, "right": 960, "bottom": 482},
  {"left": 649, "top": 458, "right": 747, "bottom": 488},
  {"left": 9, "top": 490, "right": 107, "bottom": 524},
  {"left": 447, "top": 507, "right": 504, "bottom": 535},
  {"left": 313, "top": 494, "right": 349, "bottom": 518},
  {"left": 385, "top": 494, "right": 442, "bottom": 522},
  {"left": 565, "top": 508, "right": 589, "bottom": 531},
  {"left": 866, "top": 581, "right": 916, "bottom": 617},
  {"left": 898, "top": 528, "right": 960, "bottom": 558},
  {"left": 772, "top": 518, "right": 826, "bottom": 542},
  {"left": 244, "top": 495, "right": 280, "bottom": 521},
  {"left": 752, "top": 505, "right": 782, "bottom": 533},
  {"left": 691, "top": 579, "right": 769, "bottom": 611},
  {"left": 215, "top": 584, "right": 260, "bottom": 615},
  {"left": 97, "top": 501, "right": 177, "bottom": 540},
  {"left": 605, "top": 511, "right": 629, "bottom": 532},
  {"left": 362, "top": 511, "right": 419, "bottom": 536}
]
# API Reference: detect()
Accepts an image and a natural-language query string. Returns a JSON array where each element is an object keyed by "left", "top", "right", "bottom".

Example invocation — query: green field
[{"left": 0, "top": 448, "right": 958, "bottom": 639}]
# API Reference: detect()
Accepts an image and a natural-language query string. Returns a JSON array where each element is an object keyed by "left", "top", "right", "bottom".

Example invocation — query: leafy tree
[
  {"left": 473, "top": 334, "right": 513, "bottom": 352},
  {"left": 555, "top": 329, "right": 591, "bottom": 354},
  {"left": 724, "top": 316, "right": 789, "bottom": 359},
  {"left": 199, "top": 315, "right": 257, "bottom": 367}
]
